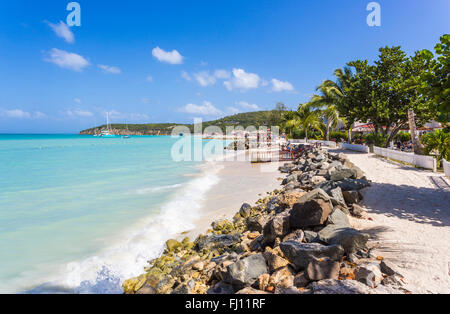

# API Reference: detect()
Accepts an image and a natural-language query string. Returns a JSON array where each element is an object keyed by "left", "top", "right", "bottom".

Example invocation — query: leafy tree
[
  {"left": 420, "top": 34, "right": 449, "bottom": 123},
  {"left": 421, "top": 130, "right": 450, "bottom": 167},
  {"left": 295, "top": 103, "right": 324, "bottom": 141}
]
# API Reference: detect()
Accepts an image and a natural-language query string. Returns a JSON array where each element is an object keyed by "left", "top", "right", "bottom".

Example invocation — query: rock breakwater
[{"left": 122, "top": 147, "right": 407, "bottom": 294}]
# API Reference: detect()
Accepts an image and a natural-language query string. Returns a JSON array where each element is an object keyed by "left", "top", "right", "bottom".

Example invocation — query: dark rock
[
  {"left": 207, "top": 281, "right": 235, "bottom": 294},
  {"left": 326, "top": 208, "right": 350, "bottom": 227},
  {"left": 317, "top": 226, "right": 369, "bottom": 254},
  {"left": 227, "top": 254, "right": 269, "bottom": 289},
  {"left": 239, "top": 203, "right": 252, "bottom": 218},
  {"left": 329, "top": 187, "right": 347, "bottom": 208},
  {"left": 293, "top": 272, "right": 310, "bottom": 287},
  {"left": 195, "top": 234, "right": 240, "bottom": 251},
  {"left": 303, "top": 230, "right": 318, "bottom": 243},
  {"left": 330, "top": 168, "right": 357, "bottom": 181},
  {"left": 380, "top": 260, "right": 402, "bottom": 277},
  {"left": 246, "top": 215, "right": 267, "bottom": 233},
  {"left": 343, "top": 190, "right": 362, "bottom": 204},
  {"left": 306, "top": 258, "right": 340, "bottom": 281},
  {"left": 279, "top": 241, "right": 344, "bottom": 270},
  {"left": 336, "top": 178, "right": 371, "bottom": 191},
  {"left": 290, "top": 199, "right": 333, "bottom": 229},
  {"left": 263, "top": 212, "right": 290, "bottom": 245},
  {"left": 312, "top": 279, "right": 371, "bottom": 294}
]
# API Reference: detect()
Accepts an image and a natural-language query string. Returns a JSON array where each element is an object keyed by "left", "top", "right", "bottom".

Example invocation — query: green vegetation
[
  {"left": 81, "top": 110, "right": 286, "bottom": 134},
  {"left": 421, "top": 130, "right": 450, "bottom": 166},
  {"left": 280, "top": 34, "right": 449, "bottom": 157}
]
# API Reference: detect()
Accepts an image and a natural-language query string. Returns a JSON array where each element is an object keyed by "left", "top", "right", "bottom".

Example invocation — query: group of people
[{"left": 393, "top": 140, "right": 413, "bottom": 151}]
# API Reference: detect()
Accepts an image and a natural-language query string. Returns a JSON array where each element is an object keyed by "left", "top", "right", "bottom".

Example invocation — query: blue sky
[{"left": 0, "top": 0, "right": 448, "bottom": 133}]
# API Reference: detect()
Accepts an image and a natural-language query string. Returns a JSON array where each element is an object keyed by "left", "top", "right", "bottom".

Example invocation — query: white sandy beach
[
  {"left": 332, "top": 149, "right": 450, "bottom": 294},
  {"left": 183, "top": 156, "right": 282, "bottom": 240}
]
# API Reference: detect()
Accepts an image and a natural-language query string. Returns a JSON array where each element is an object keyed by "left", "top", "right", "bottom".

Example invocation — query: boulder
[
  {"left": 165, "top": 239, "right": 182, "bottom": 252},
  {"left": 355, "top": 263, "right": 383, "bottom": 288},
  {"left": 303, "top": 230, "right": 318, "bottom": 243},
  {"left": 293, "top": 272, "right": 310, "bottom": 288},
  {"left": 317, "top": 226, "right": 369, "bottom": 254},
  {"left": 171, "top": 281, "right": 195, "bottom": 294},
  {"left": 330, "top": 168, "right": 357, "bottom": 181},
  {"left": 280, "top": 190, "right": 306, "bottom": 208},
  {"left": 246, "top": 215, "right": 267, "bottom": 233},
  {"left": 269, "top": 266, "right": 295, "bottom": 288},
  {"left": 279, "top": 241, "right": 344, "bottom": 270},
  {"left": 263, "top": 213, "right": 290, "bottom": 245},
  {"left": 263, "top": 251, "right": 290, "bottom": 272},
  {"left": 343, "top": 190, "right": 362, "bottom": 204},
  {"left": 380, "top": 260, "right": 402, "bottom": 277},
  {"left": 239, "top": 203, "right": 252, "bottom": 218},
  {"left": 312, "top": 279, "right": 371, "bottom": 294},
  {"left": 290, "top": 199, "right": 333, "bottom": 228},
  {"left": 282, "top": 229, "right": 305, "bottom": 243},
  {"left": 329, "top": 187, "right": 347, "bottom": 207},
  {"left": 195, "top": 234, "right": 240, "bottom": 251},
  {"left": 155, "top": 276, "right": 176, "bottom": 294},
  {"left": 326, "top": 208, "right": 350, "bottom": 227},
  {"left": 135, "top": 285, "right": 156, "bottom": 294},
  {"left": 306, "top": 258, "right": 340, "bottom": 281},
  {"left": 227, "top": 254, "right": 269, "bottom": 289},
  {"left": 336, "top": 178, "right": 370, "bottom": 191}
]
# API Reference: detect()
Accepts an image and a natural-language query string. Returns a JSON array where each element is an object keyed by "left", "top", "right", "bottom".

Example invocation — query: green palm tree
[
  {"left": 310, "top": 91, "right": 347, "bottom": 141},
  {"left": 421, "top": 130, "right": 450, "bottom": 167},
  {"left": 296, "top": 103, "right": 324, "bottom": 142},
  {"left": 310, "top": 68, "right": 354, "bottom": 141}
]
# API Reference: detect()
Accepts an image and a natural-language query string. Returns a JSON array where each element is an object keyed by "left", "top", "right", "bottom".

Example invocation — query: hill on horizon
[{"left": 80, "top": 110, "right": 285, "bottom": 135}]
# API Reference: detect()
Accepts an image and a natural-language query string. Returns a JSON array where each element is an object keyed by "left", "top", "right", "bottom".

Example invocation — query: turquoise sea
[{"left": 0, "top": 134, "right": 225, "bottom": 293}]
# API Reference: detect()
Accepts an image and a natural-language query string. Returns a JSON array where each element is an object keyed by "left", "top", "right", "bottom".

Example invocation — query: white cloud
[
  {"left": 74, "top": 98, "right": 82, "bottom": 104},
  {"left": 98, "top": 64, "right": 122, "bottom": 74},
  {"left": 214, "top": 69, "right": 231, "bottom": 79},
  {"left": 45, "top": 48, "right": 90, "bottom": 72},
  {"left": 47, "top": 21, "right": 74, "bottom": 44},
  {"left": 236, "top": 101, "right": 260, "bottom": 110},
  {"left": 152, "top": 46, "right": 183, "bottom": 64},
  {"left": 194, "top": 71, "right": 217, "bottom": 87},
  {"left": 146, "top": 75, "right": 153, "bottom": 83},
  {"left": 271, "top": 79, "right": 294, "bottom": 92},
  {"left": 179, "top": 101, "right": 222, "bottom": 116},
  {"left": 181, "top": 71, "right": 192, "bottom": 81},
  {"left": 66, "top": 109, "right": 94, "bottom": 117},
  {"left": 1, "top": 109, "right": 46, "bottom": 119},
  {"left": 227, "top": 107, "right": 241, "bottom": 115},
  {"left": 224, "top": 68, "right": 261, "bottom": 91}
]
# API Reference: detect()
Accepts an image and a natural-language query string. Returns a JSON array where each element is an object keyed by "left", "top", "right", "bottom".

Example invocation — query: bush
[
  {"left": 420, "top": 130, "right": 450, "bottom": 166},
  {"left": 363, "top": 133, "right": 388, "bottom": 146},
  {"left": 329, "top": 131, "right": 348, "bottom": 142},
  {"left": 393, "top": 132, "right": 411, "bottom": 143}
]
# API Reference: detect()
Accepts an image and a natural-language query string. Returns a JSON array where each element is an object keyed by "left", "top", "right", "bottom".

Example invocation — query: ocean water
[{"left": 0, "top": 134, "right": 225, "bottom": 293}]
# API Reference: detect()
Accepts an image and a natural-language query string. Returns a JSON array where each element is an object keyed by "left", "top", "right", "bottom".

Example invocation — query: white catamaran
[{"left": 100, "top": 112, "right": 116, "bottom": 137}]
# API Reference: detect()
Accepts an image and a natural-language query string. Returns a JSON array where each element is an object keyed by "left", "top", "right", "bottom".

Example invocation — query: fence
[
  {"left": 373, "top": 146, "right": 437, "bottom": 172},
  {"left": 339, "top": 143, "right": 370, "bottom": 153},
  {"left": 289, "top": 139, "right": 337, "bottom": 148},
  {"left": 443, "top": 159, "right": 450, "bottom": 178}
]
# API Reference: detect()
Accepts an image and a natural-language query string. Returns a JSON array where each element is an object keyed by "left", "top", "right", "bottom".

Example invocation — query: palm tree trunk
[
  {"left": 326, "top": 122, "right": 330, "bottom": 142},
  {"left": 408, "top": 109, "right": 423, "bottom": 155},
  {"left": 305, "top": 128, "right": 308, "bottom": 143}
]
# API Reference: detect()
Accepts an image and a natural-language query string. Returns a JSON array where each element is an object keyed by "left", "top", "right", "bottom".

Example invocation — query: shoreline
[{"left": 122, "top": 146, "right": 411, "bottom": 295}]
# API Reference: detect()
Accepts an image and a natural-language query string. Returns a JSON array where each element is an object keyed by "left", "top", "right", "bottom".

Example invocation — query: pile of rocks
[{"left": 123, "top": 147, "right": 406, "bottom": 294}]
